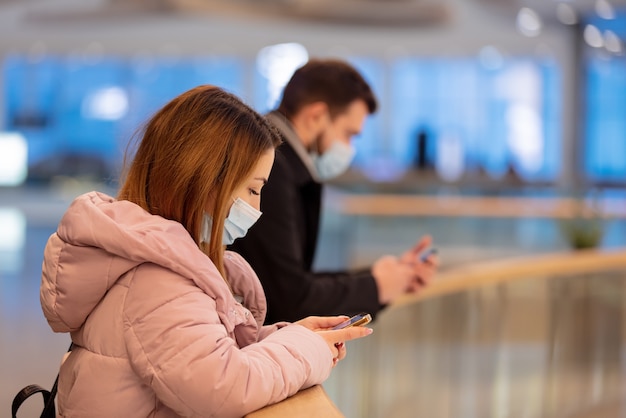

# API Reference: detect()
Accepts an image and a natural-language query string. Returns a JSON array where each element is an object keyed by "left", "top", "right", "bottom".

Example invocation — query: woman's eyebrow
[{"left": 254, "top": 177, "right": 268, "bottom": 185}]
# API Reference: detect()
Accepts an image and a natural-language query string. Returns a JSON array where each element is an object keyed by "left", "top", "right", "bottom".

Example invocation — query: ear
[
  {"left": 290, "top": 101, "right": 329, "bottom": 147},
  {"left": 303, "top": 101, "right": 329, "bottom": 128},
  {"left": 306, "top": 101, "right": 328, "bottom": 120},
  {"left": 297, "top": 101, "right": 327, "bottom": 146}
]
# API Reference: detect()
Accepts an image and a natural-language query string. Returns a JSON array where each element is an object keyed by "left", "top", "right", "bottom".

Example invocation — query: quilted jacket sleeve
[{"left": 122, "top": 265, "right": 333, "bottom": 418}]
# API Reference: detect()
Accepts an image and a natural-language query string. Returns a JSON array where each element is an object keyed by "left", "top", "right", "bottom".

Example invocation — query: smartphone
[
  {"left": 419, "top": 247, "right": 438, "bottom": 262},
  {"left": 332, "top": 313, "right": 372, "bottom": 330}
]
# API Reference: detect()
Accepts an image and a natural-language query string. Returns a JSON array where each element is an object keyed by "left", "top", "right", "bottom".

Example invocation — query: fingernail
[{"left": 366, "top": 328, "right": 373, "bottom": 335}]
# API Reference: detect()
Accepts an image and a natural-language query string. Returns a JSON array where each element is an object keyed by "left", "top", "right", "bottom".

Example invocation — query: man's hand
[{"left": 372, "top": 235, "right": 439, "bottom": 304}]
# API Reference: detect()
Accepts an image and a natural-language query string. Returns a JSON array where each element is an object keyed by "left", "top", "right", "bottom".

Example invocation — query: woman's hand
[
  {"left": 296, "top": 316, "right": 349, "bottom": 331},
  {"left": 296, "top": 316, "right": 373, "bottom": 366}
]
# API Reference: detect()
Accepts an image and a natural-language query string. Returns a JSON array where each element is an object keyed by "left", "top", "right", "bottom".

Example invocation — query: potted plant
[{"left": 559, "top": 189, "right": 606, "bottom": 250}]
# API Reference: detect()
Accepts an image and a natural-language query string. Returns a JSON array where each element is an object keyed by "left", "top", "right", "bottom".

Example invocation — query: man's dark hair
[{"left": 277, "top": 58, "right": 378, "bottom": 120}]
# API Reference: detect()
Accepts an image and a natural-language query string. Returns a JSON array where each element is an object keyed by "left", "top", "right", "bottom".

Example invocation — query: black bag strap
[
  {"left": 11, "top": 384, "right": 52, "bottom": 418},
  {"left": 11, "top": 343, "right": 73, "bottom": 418}
]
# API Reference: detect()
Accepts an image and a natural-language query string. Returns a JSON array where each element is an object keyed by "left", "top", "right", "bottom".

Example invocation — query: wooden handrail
[
  {"left": 245, "top": 385, "right": 344, "bottom": 418},
  {"left": 392, "top": 247, "right": 626, "bottom": 308},
  {"left": 324, "top": 189, "right": 625, "bottom": 219}
]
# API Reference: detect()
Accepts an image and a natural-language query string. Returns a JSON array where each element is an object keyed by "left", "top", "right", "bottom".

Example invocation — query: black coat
[{"left": 229, "top": 115, "right": 383, "bottom": 324}]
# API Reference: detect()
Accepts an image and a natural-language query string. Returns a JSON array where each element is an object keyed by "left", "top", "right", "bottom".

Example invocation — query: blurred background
[{"left": 1, "top": 0, "right": 626, "bottom": 417}]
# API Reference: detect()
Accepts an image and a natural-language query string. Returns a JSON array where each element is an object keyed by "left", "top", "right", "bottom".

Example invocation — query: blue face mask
[
  {"left": 201, "top": 198, "right": 262, "bottom": 245},
  {"left": 311, "top": 140, "right": 355, "bottom": 181}
]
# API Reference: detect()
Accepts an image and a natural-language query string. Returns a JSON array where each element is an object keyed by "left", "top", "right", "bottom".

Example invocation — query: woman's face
[{"left": 230, "top": 148, "right": 275, "bottom": 211}]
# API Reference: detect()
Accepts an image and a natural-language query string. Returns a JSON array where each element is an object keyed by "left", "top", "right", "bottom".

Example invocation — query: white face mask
[
  {"left": 201, "top": 198, "right": 262, "bottom": 245},
  {"left": 311, "top": 140, "right": 355, "bottom": 181}
]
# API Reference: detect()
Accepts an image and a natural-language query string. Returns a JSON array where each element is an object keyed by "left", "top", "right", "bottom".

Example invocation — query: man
[{"left": 230, "top": 59, "right": 437, "bottom": 324}]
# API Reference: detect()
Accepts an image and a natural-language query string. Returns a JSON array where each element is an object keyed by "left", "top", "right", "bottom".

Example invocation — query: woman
[{"left": 40, "top": 85, "right": 372, "bottom": 417}]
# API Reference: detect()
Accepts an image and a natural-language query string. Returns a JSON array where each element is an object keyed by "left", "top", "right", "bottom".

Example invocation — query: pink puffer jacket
[{"left": 40, "top": 191, "right": 333, "bottom": 418}]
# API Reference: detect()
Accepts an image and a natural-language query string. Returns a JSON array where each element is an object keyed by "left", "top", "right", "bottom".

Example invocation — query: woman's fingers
[
  {"left": 296, "top": 315, "right": 350, "bottom": 331},
  {"left": 319, "top": 326, "right": 373, "bottom": 345},
  {"left": 329, "top": 340, "right": 348, "bottom": 367},
  {"left": 336, "top": 342, "right": 347, "bottom": 361},
  {"left": 317, "top": 325, "right": 372, "bottom": 367}
]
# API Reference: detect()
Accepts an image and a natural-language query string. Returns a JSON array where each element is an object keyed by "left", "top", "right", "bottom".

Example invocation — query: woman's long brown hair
[{"left": 118, "top": 85, "right": 281, "bottom": 282}]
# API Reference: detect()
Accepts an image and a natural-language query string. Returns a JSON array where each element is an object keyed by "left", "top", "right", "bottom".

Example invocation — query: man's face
[{"left": 316, "top": 99, "right": 369, "bottom": 155}]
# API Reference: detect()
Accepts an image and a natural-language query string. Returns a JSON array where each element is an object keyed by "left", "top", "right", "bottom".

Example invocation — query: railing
[
  {"left": 245, "top": 385, "right": 344, "bottom": 418},
  {"left": 394, "top": 247, "right": 626, "bottom": 306},
  {"left": 324, "top": 188, "right": 626, "bottom": 219},
  {"left": 323, "top": 247, "right": 626, "bottom": 418}
]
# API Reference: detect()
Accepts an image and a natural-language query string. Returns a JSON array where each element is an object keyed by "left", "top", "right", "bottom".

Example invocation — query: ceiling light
[
  {"left": 82, "top": 87, "right": 129, "bottom": 121},
  {"left": 556, "top": 3, "right": 578, "bottom": 25},
  {"left": 517, "top": 8, "right": 542, "bottom": 37},
  {"left": 595, "top": 0, "right": 615, "bottom": 20},
  {"left": 584, "top": 24, "right": 604, "bottom": 48},
  {"left": 257, "top": 43, "right": 309, "bottom": 109},
  {"left": 604, "top": 30, "right": 623, "bottom": 54},
  {"left": 0, "top": 133, "right": 28, "bottom": 187}
]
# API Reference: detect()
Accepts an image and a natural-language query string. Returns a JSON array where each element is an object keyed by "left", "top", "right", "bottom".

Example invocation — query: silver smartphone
[
  {"left": 332, "top": 313, "right": 372, "bottom": 330},
  {"left": 419, "top": 247, "right": 438, "bottom": 262}
]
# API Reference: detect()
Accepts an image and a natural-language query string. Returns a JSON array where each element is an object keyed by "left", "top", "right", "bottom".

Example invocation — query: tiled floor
[{"left": 2, "top": 184, "right": 626, "bottom": 417}]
